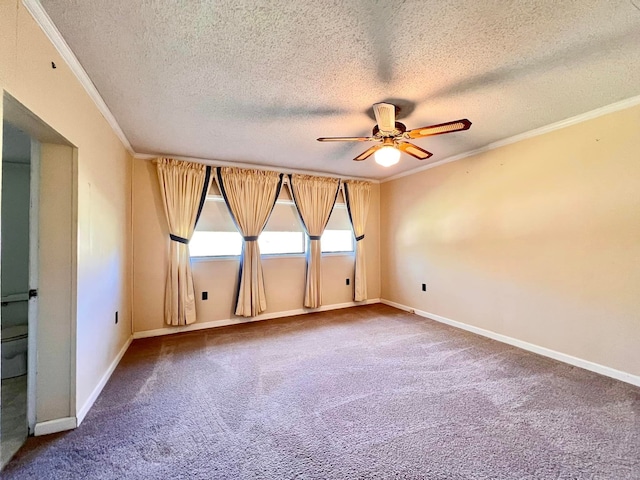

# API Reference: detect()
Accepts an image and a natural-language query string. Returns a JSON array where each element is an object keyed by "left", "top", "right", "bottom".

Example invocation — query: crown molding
[
  {"left": 21, "top": 0, "right": 134, "bottom": 154},
  {"left": 20, "top": 0, "right": 375, "bottom": 182},
  {"left": 134, "top": 152, "right": 380, "bottom": 183},
  {"left": 381, "top": 93, "right": 640, "bottom": 183}
]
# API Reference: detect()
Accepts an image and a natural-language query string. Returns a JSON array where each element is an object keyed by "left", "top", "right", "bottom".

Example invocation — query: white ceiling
[{"left": 39, "top": 0, "right": 640, "bottom": 180}]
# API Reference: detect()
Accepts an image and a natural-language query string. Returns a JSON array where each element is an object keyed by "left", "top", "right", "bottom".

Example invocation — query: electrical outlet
[
  {"left": 202, "top": 291, "right": 208, "bottom": 300},
  {"left": 422, "top": 283, "right": 426, "bottom": 292},
  {"left": 115, "top": 311, "right": 118, "bottom": 324},
  {"left": 346, "top": 278, "right": 350, "bottom": 286}
]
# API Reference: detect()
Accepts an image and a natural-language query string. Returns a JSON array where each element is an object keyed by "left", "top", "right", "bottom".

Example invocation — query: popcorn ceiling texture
[{"left": 40, "top": 0, "right": 640, "bottom": 179}]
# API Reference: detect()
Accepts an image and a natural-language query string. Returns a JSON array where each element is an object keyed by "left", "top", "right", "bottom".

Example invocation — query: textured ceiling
[{"left": 40, "top": 0, "right": 640, "bottom": 179}]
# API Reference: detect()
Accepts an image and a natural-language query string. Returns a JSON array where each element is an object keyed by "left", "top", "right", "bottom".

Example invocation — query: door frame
[
  {"left": 2, "top": 91, "right": 77, "bottom": 438},
  {"left": 27, "top": 138, "right": 39, "bottom": 434}
]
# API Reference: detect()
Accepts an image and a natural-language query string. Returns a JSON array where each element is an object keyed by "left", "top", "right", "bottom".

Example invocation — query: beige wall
[
  {"left": 37, "top": 144, "right": 74, "bottom": 421},
  {"left": 381, "top": 104, "right": 640, "bottom": 377},
  {"left": 132, "top": 159, "right": 380, "bottom": 333},
  {"left": 1, "top": 2, "right": 133, "bottom": 419}
]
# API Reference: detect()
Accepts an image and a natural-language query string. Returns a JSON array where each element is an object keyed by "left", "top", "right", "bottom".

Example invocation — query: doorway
[
  {"left": 0, "top": 92, "right": 77, "bottom": 468},
  {"left": 0, "top": 122, "right": 32, "bottom": 465}
]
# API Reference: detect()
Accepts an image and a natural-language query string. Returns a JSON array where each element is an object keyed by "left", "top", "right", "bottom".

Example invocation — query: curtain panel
[
  {"left": 156, "top": 158, "right": 212, "bottom": 325},
  {"left": 217, "top": 167, "right": 283, "bottom": 317},
  {"left": 289, "top": 174, "right": 341, "bottom": 308},
  {"left": 344, "top": 181, "right": 371, "bottom": 302}
]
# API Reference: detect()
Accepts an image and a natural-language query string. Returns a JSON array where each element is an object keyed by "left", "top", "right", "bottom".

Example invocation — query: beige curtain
[
  {"left": 156, "top": 158, "right": 212, "bottom": 325},
  {"left": 289, "top": 174, "right": 341, "bottom": 308},
  {"left": 217, "top": 167, "right": 283, "bottom": 317},
  {"left": 344, "top": 181, "right": 371, "bottom": 302}
]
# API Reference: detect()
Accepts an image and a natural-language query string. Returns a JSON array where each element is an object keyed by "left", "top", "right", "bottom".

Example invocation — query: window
[
  {"left": 191, "top": 183, "right": 305, "bottom": 257},
  {"left": 190, "top": 183, "right": 354, "bottom": 257},
  {"left": 190, "top": 230, "right": 241, "bottom": 257},
  {"left": 321, "top": 200, "right": 354, "bottom": 253},
  {"left": 321, "top": 228, "right": 354, "bottom": 253},
  {"left": 259, "top": 194, "right": 305, "bottom": 254},
  {"left": 190, "top": 189, "right": 242, "bottom": 256}
]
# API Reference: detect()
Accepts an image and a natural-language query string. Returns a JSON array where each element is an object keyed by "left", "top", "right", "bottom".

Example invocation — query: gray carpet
[{"left": 3, "top": 304, "right": 639, "bottom": 479}]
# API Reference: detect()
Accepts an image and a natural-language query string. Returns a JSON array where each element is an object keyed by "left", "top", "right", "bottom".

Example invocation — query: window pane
[
  {"left": 259, "top": 232, "right": 304, "bottom": 255},
  {"left": 322, "top": 199, "right": 353, "bottom": 252},
  {"left": 190, "top": 231, "right": 242, "bottom": 257},
  {"left": 321, "top": 230, "right": 354, "bottom": 253}
]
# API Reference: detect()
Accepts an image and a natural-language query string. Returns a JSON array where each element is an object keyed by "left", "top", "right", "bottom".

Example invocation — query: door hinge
[{"left": 28, "top": 289, "right": 38, "bottom": 299}]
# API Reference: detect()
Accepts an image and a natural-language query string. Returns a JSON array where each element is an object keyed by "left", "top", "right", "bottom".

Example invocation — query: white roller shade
[
  {"left": 195, "top": 198, "right": 237, "bottom": 232},
  {"left": 263, "top": 201, "right": 302, "bottom": 232},
  {"left": 197, "top": 188, "right": 303, "bottom": 233},
  {"left": 325, "top": 204, "right": 351, "bottom": 230}
]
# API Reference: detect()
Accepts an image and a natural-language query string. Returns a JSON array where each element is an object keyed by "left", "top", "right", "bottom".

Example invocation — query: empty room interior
[{"left": 0, "top": 0, "right": 639, "bottom": 478}]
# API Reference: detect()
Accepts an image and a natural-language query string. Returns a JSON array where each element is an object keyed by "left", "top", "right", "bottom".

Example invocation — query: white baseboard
[
  {"left": 34, "top": 417, "right": 77, "bottom": 436},
  {"left": 380, "top": 299, "right": 640, "bottom": 388},
  {"left": 76, "top": 336, "right": 133, "bottom": 426},
  {"left": 133, "top": 298, "right": 381, "bottom": 340}
]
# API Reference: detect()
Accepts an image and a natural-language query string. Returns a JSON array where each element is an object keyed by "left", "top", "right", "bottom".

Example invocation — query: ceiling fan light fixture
[
  {"left": 374, "top": 146, "right": 400, "bottom": 167},
  {"left": 317, "top": 102, "right": 471, "bottom": 165}
]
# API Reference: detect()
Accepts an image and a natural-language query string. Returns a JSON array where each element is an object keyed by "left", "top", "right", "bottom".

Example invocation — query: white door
[{"left": 27, "top": 139, "right": 39, "bottom": 434}]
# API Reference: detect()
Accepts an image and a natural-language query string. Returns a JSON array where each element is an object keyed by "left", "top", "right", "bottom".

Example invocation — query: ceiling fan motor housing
[{"left": 372, "top": 122, "right": 407, "bottom": 138}]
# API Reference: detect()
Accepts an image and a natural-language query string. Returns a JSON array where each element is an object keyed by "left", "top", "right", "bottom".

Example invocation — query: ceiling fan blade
[
  {"left": 397, "top": 141, "right": 433, "bottom": 160},
  {"left": 317, "top": 136, "right": 375, "bottom": 142},
  {"left": 354, "top": 144, "right": 382, "bottom": 161},
  {"left": 372, "top": 103, "right": 396, "bottom": 133},
  {"left": 406, "top": 119, "right": 472, "bottom": 139}
]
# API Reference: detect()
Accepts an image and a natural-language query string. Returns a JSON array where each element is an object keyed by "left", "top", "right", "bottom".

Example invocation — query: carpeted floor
[{"left": 3, "top": 304, "right": 639, "bottom": 479}]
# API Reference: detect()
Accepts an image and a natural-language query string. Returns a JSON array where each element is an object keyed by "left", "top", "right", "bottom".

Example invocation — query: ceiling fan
[{"left": 317, "top": 103, "right": 471, "bottom": 167}]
